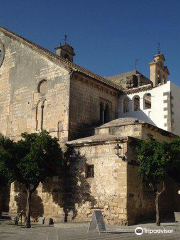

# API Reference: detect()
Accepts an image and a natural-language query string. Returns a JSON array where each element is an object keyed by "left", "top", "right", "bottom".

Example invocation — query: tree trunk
[
  {"left": 155, "top": 192, "right": 160, "bottom": 226},
  {"left": 155, "top": 181, "right": 166, "bottom": 226},
  {"left": 25, "top": 189, "right": 31, "bottom": 228}
]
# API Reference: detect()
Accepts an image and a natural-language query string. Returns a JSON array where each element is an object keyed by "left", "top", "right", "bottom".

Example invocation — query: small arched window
[
  {"left": 144, "top": 93, "right": 151, "bottom": 109},
  {"left": 157, "top": 71, "right": 162, "bottom": 84},
  {"left": 123, "top": 97, "right": 129, "bottom": 113},
  {"left": 64, "top": 54, "right": 70, "bottom": 60},
  {"left": 100, "top": 103, "right": 104, "bottom": 125},
  {"left": 104, "top": 104, "right": 110, "bottom": 123},
  {"left": 133, "top": 96, "right": 140, "bottom": 111},
  {"left": 0, "top": 40, "right": 5, "bottom": 67},
  {"left": 38, "top": 80, "right": 48, "bottom": 94}
]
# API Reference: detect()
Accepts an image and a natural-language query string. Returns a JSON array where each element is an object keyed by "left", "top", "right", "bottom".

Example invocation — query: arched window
[
  {"left": 144, "top": 93, "right": 151, "bottom": 109},
  {"left": 123, "top": 97, "right": 129, "bottom": 113},
  {"left": 100, "top": 103, "right": 104, "bottom": 125},
  {"left": 36, "top": 100, "right": 47, "bottom": 131},
  {"left": 64, "top": 54, "right": 70, "bottom": 60},
  {"left": 104, "top": 104, "right": 110, "bottom": 123},
  {"left": 0, "top": 40, "right": 5, "bottom": 67},
  {"left": 133, "top": 96, "right": 140, "bottom": 111},
  {"left": 157, "top": 71, "right": 162, "bottom": 84},
  {"left": 100, "top": 102, "right": 111, "bottom": 125},
  {"left": 38, "top": 80, "right": 48, "bottom": 94}
]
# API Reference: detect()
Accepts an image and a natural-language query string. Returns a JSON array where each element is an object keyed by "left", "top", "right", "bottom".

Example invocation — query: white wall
[
  {"left": 170, "top": 82, "right": 180, "bottom": 136},
  {"left": 118, "top": 81, "right": 180, "bottom": 136}
]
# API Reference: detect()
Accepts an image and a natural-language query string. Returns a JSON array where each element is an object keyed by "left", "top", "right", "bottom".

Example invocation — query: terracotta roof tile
[{"left": 124, "top": 84, "right": 152, "bottom": 94}]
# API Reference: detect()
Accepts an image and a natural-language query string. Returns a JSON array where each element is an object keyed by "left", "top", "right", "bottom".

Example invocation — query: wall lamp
[{"left": 114, "top": 144, "right": 126, "bottom": 161}]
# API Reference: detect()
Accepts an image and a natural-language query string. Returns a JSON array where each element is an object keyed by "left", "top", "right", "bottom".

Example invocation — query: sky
[{"left": 1, "top": 0, "right": 180, "bottom": 85}]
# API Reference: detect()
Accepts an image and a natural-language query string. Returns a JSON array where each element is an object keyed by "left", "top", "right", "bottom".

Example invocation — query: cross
[
  {"left": 134, "top": 59, "right": 140, "bottom": 70},
  {"left": 63, "top": 34, "right": 67, "bottom": 44},
  {"left": 157, "top": 42, "right": 161, "bottom": 54}
]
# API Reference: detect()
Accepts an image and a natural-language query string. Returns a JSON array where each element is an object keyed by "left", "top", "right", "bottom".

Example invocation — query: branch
[{"left": 158, "top": 181, "right": 166, "bottom": 196}]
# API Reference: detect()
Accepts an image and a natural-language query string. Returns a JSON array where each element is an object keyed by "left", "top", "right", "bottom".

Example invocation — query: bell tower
[
  {"left": 55, "top": 43, "right": 75, "bottom": 62},
  {"left": 55, "top": 35, "right": 75, "bottom": 62},
  {"left": 149, "top": 47, "right": 169, "bottom": 87}
]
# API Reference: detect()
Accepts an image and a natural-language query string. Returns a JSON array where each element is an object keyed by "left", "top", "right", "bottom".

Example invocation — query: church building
[{"left": 0, "top": 26, "right": 180, "bottom": 225}]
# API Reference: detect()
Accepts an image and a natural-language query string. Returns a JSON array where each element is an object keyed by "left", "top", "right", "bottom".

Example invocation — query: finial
[
  {"left": 157, "top": 42, "right": 161, "bottom": 54},
  {"left": 63, "top": 34, "right": 67, "bottom": 44}
]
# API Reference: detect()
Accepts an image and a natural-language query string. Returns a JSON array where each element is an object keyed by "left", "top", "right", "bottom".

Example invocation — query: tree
[
  {"left": 135, "top": 134, "right": 171, "bottom": 226},
  {"left": 0, "top": 131, "right": 62, "bottom": 228}
]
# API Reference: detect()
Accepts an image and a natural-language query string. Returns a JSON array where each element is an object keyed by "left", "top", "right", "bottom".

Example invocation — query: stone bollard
[
  {"left": 45, "top": 218, "right": 54, "bottom": 225},
  {"left": 38, "top": 217, "right": 45, "bottom": 224}
]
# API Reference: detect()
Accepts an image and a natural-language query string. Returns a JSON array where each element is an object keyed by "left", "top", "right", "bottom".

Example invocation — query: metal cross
[
  {"left": 63, "top": 34, "right": 67, "bottom": 44},
  {"left": 157, "top": 42, "right": 161, "bottom": 54},
  {"left": 134, "top": 59, "right": 140, "bottom": 70}
]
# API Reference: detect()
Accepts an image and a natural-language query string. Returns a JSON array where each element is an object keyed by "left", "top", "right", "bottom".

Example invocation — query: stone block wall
[
  {"left": 69, "top": 73, "right": 119, "bottom": 140},
  {"left": 66, "top": 140, "right": 129, "bottom": 225},
  {"left": 96, "top": 123, "right": 176, "bottom": 143},
  {"left": 126, "top": 138, "right": 180, "bottom": 224},
  {"left": 9, "top": 177, "right": 65, "bottom": 222},
  {"left": 0, "top": 30, "right": 71, "bottom": 143}
]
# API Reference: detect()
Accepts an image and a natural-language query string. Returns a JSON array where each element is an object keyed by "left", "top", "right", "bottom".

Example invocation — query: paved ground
[{"left": 0, "top": 220, "right": 180, "bottom": 240}]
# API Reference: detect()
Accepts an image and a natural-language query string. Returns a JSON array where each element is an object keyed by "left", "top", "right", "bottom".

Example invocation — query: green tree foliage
[
  {"left": 135, "top": 134, "right": 180, "bottom": 226},
  {"left": 0, "top": 131, "right": 62, "bottom": 228}
]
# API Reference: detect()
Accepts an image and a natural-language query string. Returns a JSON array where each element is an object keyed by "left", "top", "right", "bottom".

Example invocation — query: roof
[
  {"left": 66, "top": 134, "right": 128, "bottom": 146},
  {"left": 124, "top": 84, "right": 152, "bottom": 94},
  {"left": 106, "top": 70, "right": 151, "bottom": 87},
  {"left": 0, "top": 26, "right": 122, "bottom": 91},
  {"left": 96, "top": 117, "right": 177, "bottom": 138},
  {"left": 96, "top": 118, "right": 145, "bottom": 129},
  {"left": 107, "top": 70, "right": 140, "bottom": 81}
]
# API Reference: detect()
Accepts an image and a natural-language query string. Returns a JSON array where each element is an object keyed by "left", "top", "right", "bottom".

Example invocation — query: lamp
[{"left": 114, "top": 144, "right": 126, "bottom": 161}]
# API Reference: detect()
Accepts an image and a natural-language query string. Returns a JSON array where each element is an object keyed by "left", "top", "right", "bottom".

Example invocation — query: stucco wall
[
  {"left": 118, "top": 82, "right": 176, "bottom": 134},
  {"left": 170, "top": 82, "right": 180, "bottom": 136}
]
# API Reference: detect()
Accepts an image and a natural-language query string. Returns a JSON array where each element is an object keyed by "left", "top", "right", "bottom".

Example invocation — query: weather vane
[
  {"left": 134, "top": 59, "right": 140, "bottom": 70},
  {"left": 157, "top": 42, "right": 161, "bottom": 54},
  {"left": 63, "top": 34, "right": 67, "bottom": 44}
]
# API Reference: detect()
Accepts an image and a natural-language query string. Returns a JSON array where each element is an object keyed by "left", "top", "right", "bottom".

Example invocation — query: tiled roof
[
  {"left": 0, "top": 26, "right": 122, "bottom": 91},
  {"left": 124, "top": 84, "right": 152, "bottom": 94},
  {"left": 107, "top": 70, "right": 151, "bottom": 86}
]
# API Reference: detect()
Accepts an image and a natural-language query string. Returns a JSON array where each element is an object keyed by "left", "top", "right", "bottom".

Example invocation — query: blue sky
[{"left": 1, "top": 0, "right": 180, "bottom": 85}]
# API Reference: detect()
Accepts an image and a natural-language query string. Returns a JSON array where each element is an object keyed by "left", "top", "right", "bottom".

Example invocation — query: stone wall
[
  {"left": 0, "top": 30, "right": 71, "bottom": 143},
  {"left": 69, "top": 73, "right": 119, "bottom": 140},
  {"left": 126, "top": 138, "right": 180, "bottom": 225},
  {"left": 9, "top": 177, "right": 65, "bottom": 222},
  {"left": 66, "top": 139, "right": 129, "bottom": 225},
  {"left": 96, "top": 122, "right": 176, "bottom": 142}
]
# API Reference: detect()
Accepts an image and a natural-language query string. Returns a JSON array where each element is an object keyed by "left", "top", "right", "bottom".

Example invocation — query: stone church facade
[{"left": 0, "top": 26, "right": 180, "bottom": 225}]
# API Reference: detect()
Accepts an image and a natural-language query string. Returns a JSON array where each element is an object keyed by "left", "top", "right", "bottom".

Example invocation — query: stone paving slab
[{"left": 1, "top": 221, "right": 180, "bottom": 240}]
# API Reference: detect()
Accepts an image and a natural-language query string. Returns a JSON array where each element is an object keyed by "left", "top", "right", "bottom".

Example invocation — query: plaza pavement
[{"left": 0, "top": 220, "right": 180, "bottom": 240}]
